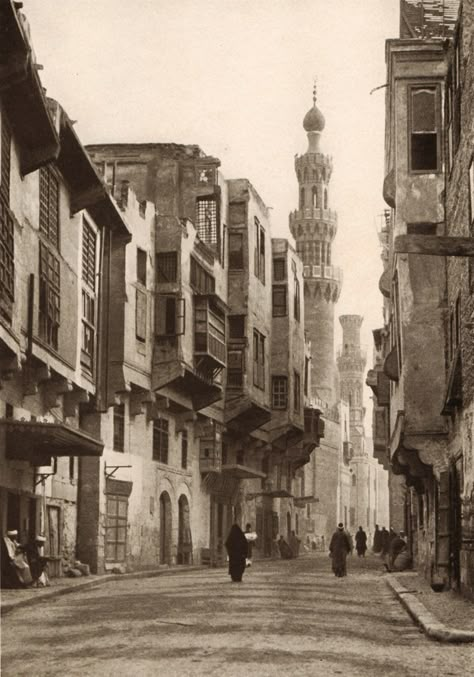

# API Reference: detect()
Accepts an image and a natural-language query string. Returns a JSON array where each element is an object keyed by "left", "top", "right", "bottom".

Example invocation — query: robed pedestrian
[
  {"left": 224, "top": 524, "right": 248, "bottom": 582},
  {"left": 373, "top": 524, "right": 382, "bottom": 553},
  {"left": 277, "top": 535, "right": 293, "bottom": 559},
  {"left": 355, "top": 526, "right": 367, "bottom": 557},
  {"left": 329, "top": 523, "right": 352, "bottom": 577}
]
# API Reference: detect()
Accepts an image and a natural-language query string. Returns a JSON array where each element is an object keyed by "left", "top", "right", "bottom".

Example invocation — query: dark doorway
[
  {"left": 159, "top": 491, "right": 172, "bottom": 565},
  {"left": 177, "top": 495, "right": 192, "bottom": 565}
]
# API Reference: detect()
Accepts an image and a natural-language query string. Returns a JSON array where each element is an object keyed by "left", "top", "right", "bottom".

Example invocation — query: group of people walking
[{"left": 224, "top": 521, "right": 411, "bottom": 583}]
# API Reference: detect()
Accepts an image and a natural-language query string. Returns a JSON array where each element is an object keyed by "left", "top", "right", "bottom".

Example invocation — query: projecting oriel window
[{"left": 409, "top": 86, "right": 440, "bottom": 172}]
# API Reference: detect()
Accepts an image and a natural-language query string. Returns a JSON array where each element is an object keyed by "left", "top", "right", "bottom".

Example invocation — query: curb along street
[
  {"left": 1, "top": 565, "right": 206, "bottom": 616},
  {"left": 385, "top": 574, "right": 474, "bottom": 644}
]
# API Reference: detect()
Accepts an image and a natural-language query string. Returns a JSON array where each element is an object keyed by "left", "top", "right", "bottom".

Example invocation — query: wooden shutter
[
  {"left": 136, "top": 288, "right": 147, "bottom": 340},
  {"left": 436, "top": 471, "right": 450, "bottom": 576},
  {"left": 175, "top": 296, "right": 185, "bottom": 335}
]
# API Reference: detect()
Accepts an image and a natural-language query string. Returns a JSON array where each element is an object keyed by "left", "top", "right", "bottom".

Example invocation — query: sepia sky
[{"left": 24, "top": 0, "right": 399, "bottom": 419}]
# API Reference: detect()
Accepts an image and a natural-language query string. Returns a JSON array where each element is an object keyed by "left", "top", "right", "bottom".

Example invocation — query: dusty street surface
[{"left": 2, "top": 554, "right": 473, "bottom": 677}]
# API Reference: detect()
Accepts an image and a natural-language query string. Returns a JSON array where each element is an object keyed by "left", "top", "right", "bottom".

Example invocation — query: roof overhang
[
  {"left": 221, "top": 464, "right": 266, "bottom": 480},
  {"left": 2, "top": 419, "right": 104, "bottom": 465},
  {"left": 0, "top": 0, "right": 60, "bottom": 174},
  {"left": 294, "top": 495, "right": 319, "bottom": 507}
]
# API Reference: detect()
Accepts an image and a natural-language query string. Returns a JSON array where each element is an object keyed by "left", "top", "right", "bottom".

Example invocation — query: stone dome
[{"left": 303, "top": 104, "right": 325, "bottom": 133}]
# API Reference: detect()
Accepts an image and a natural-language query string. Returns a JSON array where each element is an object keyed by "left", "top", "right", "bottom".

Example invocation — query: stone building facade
[
  {"left": 369, "top": 0, "right": 474, "bottom": 600},
  {"left": 0, "top": 1, "right": 130, "bottom": 574}
]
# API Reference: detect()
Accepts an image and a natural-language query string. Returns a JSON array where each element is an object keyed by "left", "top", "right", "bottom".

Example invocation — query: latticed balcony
[{"left": 194, "top": 296, "right": 226, "bottom": 370}]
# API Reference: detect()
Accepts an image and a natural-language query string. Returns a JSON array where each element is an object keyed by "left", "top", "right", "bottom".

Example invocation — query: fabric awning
[{"left": 2, "top": 419, "right": 104, "bottom": 464}]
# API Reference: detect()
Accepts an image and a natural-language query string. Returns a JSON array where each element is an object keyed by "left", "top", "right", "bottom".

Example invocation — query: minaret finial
[{"left": 313, "top": 78, "right": 317, "bottom": 106}]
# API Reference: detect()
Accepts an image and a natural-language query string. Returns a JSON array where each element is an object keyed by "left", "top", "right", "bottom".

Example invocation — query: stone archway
[
  {"left": 159, "top": 491, "right": 172, "bottom": 565},
  {"left": 177, "top": 494, "right": 192, "bottom": 565}
]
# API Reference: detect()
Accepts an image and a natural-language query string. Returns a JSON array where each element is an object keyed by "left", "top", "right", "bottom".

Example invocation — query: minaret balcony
[
  {"left": 302, "top": 264, "right": 342, "bottom": 283},
  {"left": 290, "top": 208, "right": 337, "bottom": 227}
]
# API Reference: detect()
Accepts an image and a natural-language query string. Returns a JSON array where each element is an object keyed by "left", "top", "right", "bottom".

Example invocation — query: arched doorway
[
  {"left": 159, "top": 491, "right": 172, "bottom": 565},
  {"left": 177, "top": 495, "right": 192, "bottom": 565}
]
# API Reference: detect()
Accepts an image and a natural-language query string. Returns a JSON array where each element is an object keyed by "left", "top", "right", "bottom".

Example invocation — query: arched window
[
  {"left": 324, "top": 188, "right": 328, "bottom": 209},
  {"left": 326, "top": 244, "right": 331, "bottom": 265},
  {"left": 352, "top": 474, "right": 356, "bottom": 486},
  {"left": 303, "top": 168, "right": 308, "bottom": 182},
  {"left": 312, "top": 186, "right": 318, "bottom": 208},
  {"left": 300, "top": 188, "right": 305, "bottom": 209}
]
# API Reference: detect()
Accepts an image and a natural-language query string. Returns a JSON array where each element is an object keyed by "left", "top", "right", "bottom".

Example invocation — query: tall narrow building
[{"left": 289, "top": 87, "right": 342, "bottom": 407}]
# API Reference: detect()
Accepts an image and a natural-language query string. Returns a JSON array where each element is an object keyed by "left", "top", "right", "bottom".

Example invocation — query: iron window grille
[
  {"left": 153, "top": 417, "right": 169, "bottom": 464},
  {"left": 156, "top": 251, "right": 177, "bottom": 283}
]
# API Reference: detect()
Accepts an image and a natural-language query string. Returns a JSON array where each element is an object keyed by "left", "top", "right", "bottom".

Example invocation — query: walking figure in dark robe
[
  {"left": 355, "top": 526, "right": 367, "bottom": 557},
  {"left": 329, "top": 523, "right": 352, "bottom": 577},
  {"left": 277, "top": 535, "right": 293, "bottom": 559},
  {"left": 380, "top": 527, "right": 390, "bottom": 557},
  {"left": 225, "top": 524, "right": 248, "bottom": 582},
  {"left": 373, "top": 524, "right": 382, "bottom": 553}
]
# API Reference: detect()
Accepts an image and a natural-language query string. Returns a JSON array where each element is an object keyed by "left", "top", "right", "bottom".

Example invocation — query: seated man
[
  {"left": 1, "top": 529, "right": 33, "bottom": 588},
  {"left": 25, "top": 535, "right": 50, "bottom": 587},
  {"left": 387, "top": 531, "right": 411, "bottom": 572}
]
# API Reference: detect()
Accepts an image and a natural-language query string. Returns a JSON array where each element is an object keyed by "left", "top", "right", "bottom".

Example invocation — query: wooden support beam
[{"left": 395, "top": 235, "right": 474, "bottom": 257}]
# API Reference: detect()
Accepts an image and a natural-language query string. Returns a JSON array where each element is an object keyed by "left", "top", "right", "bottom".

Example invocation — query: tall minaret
[
  {"left": 337, "top": 315, "right": 367, "bottom": 457},
  {"left": 289, "top": 85, "right": 342, "bottom": 405},
  {"left": 338, "top": 314, "right": 371, "bottom": 533}
]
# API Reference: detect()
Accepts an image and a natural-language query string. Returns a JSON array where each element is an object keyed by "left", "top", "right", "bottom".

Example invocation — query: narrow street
[{"left": 2, "top": 554, "right": 473, "bottom": 677}]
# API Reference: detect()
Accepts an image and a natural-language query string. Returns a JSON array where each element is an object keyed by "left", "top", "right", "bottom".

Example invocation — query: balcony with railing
[{"left": 289, "top": 207, "right": 337, "bottom": 227}]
